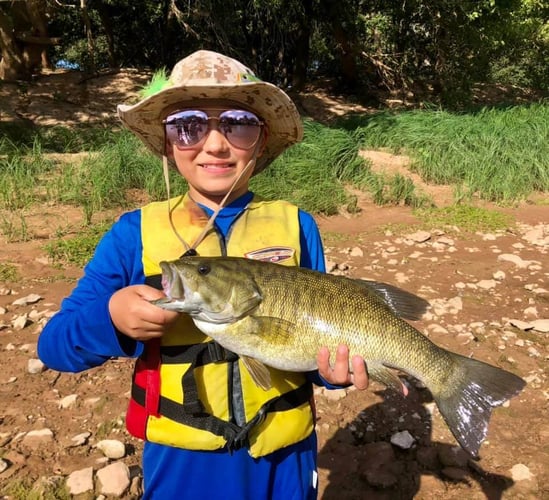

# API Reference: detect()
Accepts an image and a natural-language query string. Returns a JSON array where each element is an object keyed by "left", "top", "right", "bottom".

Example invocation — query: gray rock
[
  {"left": 390, "top": 430, "right": 415, "bottom": 449},
  {"left": 97, "top": 461, "right": 130, "bottom": 496},
  {"left": 96, "top": 439, "right": 126, "bottom": 459},
  {"left": 510, "top": 463, "right": 534, "bottom": 481},
  {"left": 27, "top": 358, "right": 46, "bottom": 374},
  {"left": 12, "top": 293, "right": 42, "bottom": 306},
  {"left": 66, "top": 467, "right": 94, "bottom": 495}
]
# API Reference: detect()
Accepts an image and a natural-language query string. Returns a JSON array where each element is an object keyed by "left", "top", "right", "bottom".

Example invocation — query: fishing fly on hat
[{"left": 117, "top": 50, "right": 304, "bottom": 254}]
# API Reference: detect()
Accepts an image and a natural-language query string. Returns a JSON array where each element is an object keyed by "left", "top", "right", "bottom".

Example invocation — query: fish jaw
[
  {"left": 155, "top": 259, "right": 262, "bottom": 323},
  {"left": 159, "top": 261, "right": 185, "bottom": 300}
]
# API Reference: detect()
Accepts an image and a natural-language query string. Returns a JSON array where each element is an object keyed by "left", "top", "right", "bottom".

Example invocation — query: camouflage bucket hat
[{"left": 117, "top": 50, "right": 303, "bottom": 174}]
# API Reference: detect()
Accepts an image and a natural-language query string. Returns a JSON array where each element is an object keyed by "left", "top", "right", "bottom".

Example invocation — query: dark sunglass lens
[{"left": 219, "top": 110, "right": 261, "bottom": 149}]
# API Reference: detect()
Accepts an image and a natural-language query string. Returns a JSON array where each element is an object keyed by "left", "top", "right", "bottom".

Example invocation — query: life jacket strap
[{"left": 131, "top": 371, "right": 313, "bottom": 452}]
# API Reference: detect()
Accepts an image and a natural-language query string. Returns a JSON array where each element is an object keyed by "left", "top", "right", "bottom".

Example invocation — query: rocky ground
[
  {"left": 0, "top": 70, "right": 547, "bottom": 499},
  {"left": 0, "top": 201, "right": 547, "bottom": 499}
]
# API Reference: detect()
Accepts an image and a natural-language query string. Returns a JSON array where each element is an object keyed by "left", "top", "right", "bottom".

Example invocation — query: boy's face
[{"left": 166, "top": 107, "right": 266, "bottom": 207}]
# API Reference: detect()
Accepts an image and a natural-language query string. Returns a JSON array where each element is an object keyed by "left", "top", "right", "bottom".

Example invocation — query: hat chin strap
[{"left": 162, "top": 154, "right": 257, "bottom": 256}]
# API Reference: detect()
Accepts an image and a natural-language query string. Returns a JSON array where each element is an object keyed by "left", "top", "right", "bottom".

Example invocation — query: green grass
[
  {"left": 340, "top": 101, "right": 549, "bottom": 203},
  {"left": 43, "top": 221, "right": 113, "bottom": 266},
  {"left": 414, "top": 205, "right": 514, "bottom": 232},
  {"left": 0, "top": 103, "right": 547, "bottom": 246},
  {"left": 2, "top": 478, "right": 70, "bottom": 500},
  {"left": 0, "top": 262, "right": 19, "bottom": 281},
  {"left": 251, "top": 119, "right": 373, "bottom": 214}
]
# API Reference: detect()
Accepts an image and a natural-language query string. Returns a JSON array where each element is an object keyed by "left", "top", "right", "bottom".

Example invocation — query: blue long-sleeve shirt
[{"left": 38, "top": 192, "right": 327, "bottom": 499}]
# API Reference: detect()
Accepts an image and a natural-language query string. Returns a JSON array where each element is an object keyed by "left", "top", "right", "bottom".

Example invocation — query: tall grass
[
  {"left": 252, "top": 119, "right": 372, "bottom": 214},
  {"left": 1, "top": 103, "right": 547, "bottom": 222},
  {"left": 343, "top": 102, "right": 549, "bottom": 203}
]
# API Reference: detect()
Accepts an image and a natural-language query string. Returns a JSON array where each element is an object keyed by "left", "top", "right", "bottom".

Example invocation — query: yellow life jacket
[{"left": 126, "top": 194, "right": 315, "bottom": 457}]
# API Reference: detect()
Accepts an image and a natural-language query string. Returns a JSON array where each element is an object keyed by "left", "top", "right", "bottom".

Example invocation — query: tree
[{"left": 0, "top": 0, "right": 56, "bottom": 80}]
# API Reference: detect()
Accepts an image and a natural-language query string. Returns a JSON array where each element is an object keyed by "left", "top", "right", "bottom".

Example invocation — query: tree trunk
[
  {"left": 0, "top": 7, "right": 28, "bottom": 80},
  {"left": 80, "top": 0, "right": 96, "bottom": 73},
  {"left": 291, "top": 0, "right": 312, "bottom": 91},
  {"left": 25, "top": 0, "right": 52, "bottom": 70},
  {"left": 95, "top": 1, "right": 118, "bottom": 68}
]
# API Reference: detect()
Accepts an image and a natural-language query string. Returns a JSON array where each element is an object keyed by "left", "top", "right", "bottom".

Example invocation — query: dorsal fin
[{"left": 356, "top": 280, "right": 430, "bottom": 321}]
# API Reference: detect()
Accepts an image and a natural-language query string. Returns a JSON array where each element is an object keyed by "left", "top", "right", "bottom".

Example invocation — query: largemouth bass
[{"left": 153, "top": 256, "right": 525, "bottom": 457}]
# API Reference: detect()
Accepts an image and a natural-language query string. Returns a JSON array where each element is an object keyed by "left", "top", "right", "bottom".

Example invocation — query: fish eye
[{"left": 197, "top": 264, "right": 211, "bottom": 275}]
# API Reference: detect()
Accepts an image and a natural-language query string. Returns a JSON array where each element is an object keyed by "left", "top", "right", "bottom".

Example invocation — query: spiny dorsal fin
[{"left": 357, "top": 280, "right": 430, "bottom": 320}]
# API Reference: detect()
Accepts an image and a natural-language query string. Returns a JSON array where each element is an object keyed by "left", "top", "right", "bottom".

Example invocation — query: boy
[{"left": 38, "top": 50, "right": 368, "bottom": 499}]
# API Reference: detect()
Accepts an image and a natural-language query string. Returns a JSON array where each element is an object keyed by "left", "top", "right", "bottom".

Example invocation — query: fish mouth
[{"left": 159, "top": 261, "right": 185, "bottom": 300}]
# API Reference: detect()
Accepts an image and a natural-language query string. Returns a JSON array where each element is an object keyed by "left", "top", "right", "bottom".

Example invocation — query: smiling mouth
[{"left": 201, "top": 163, "right": 233, "bottom": 169}]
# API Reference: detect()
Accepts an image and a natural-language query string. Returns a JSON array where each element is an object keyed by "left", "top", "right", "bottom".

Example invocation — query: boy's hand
[
  {"left": 109, "top": 285, "right": 180, "bottom": 341},
  {"left": 317, "top": 344, "right": 369, "bottom": 390}
]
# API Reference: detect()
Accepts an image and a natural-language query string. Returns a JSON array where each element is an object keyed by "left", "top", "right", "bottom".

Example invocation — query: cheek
[{"left": 172, "top": 145, "right": 198, "bottom": 169}]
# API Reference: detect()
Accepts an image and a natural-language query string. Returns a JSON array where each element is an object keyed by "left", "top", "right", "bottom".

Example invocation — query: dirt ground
[{"left": 0, "top": 71, "right": 547, "bottom": 499}]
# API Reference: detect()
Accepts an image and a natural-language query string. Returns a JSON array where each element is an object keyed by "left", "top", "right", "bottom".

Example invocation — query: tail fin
[{"left": 433, "top": 354, "right": 525, "bottom": 458}]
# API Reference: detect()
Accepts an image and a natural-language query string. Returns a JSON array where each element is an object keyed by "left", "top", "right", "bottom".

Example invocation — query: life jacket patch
[{"left": 245, "top": 247, "right": 295, "bottom": 263}]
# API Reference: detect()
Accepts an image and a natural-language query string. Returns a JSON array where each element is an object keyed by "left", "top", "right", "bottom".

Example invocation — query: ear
[{"left": 165, "top": 138, "right": 175, "bottom": 160}]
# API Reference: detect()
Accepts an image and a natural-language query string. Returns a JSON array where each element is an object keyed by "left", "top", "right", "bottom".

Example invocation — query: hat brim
[{"left": 118, "top": 82, "right": 303, "bottom": 174}]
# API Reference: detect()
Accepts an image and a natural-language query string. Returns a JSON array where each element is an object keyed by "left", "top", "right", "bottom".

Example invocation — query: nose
[{"left": 202, "top": 121, "right": 230, "bottom": 153}]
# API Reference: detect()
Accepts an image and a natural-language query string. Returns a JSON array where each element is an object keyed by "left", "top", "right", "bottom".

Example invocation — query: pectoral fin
[
  {"left": 241, "top": 356, "right": 272, "bottom": 390},
  {"left": 249, "top": 316, "right": 296, "bottom": 345}
]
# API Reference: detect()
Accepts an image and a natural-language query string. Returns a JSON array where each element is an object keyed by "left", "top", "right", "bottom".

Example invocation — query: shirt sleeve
[
  {"left": 37, "top": 210, "right": 145, "bottom": 373},
  {"left": 298, "top": 209, "right": 326, "bottom": 272}
]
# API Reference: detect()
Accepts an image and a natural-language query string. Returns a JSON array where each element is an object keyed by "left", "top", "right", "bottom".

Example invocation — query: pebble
[
  {"left": 96, "top": 462, "right": 131, "bottom": 496},
  {"left": 12, "top": 314, "right": 29, "bottom": 330},
  {"left": 509, "top": 319, "right": 533, "bottom": 330},
  {"left": 12, "top": 293, "right": 42, "bottom": 306},
  {"left": 27, "top": 358, "right": 47, "bottom": 374},
  {"left": 66, "top": 467, "right": 94, "bottom": 495},
  {"left": 497, "top": 253, "right": 532, "bottom": 268},
  {"left": 59, "top": 394, "right": 78, "bottom": 409},
  {"left": 406, "top": 230, "right": 431, "bottom": 243},
  {"left": 510, "top": 463, "right": 534, "bottom": 481},
  {"left": 441, "top": 467, "right": 469, "bottom": 481},
  {"left": 349, "top": 247, "right": 363, "bottom": 257},
  {"left": 438, "top": 445, "right": 469, "bottom": 467},
  {"left": 390, "top": 430, "right": 415, "bottom": 449},
  {"left": 22, "top": 428, "right": 54, "bottom": 446},
  {"left": 477, "top": 279, "right": 498, "bottom": 290},
  {"left": 69, "top": 432, "right": 91, "bottom": 447},
  {"left": 96, "top": 439, "right": 126, "bottom": 459},
  {"left": 531, "top": 319, "right": 549, "bottom": 333}
]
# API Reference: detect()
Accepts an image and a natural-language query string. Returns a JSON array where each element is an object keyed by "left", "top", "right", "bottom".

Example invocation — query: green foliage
[
  {"left": 4, "top": 0, "right": 548, "bottom": 104},
  {"left": 44, "top": 221, "right": 112, "bottom": 267},
  {"left": 251, "top": 119, "right": 370, "bottom": 214},
  {"left": 414, "top": 205, "right": 514, "bottom": 233},
  {"left": 2, "top": 477, "right": 70, "bottom": 500},
  {"left": 63, "top": 35, "right": 112, "bottom": 72},
  {"left": 0, "top": 262, "right": 19, "bottom": 282},
  {"left": 345, "top": 102, "right": 549, "bottom": 203}
]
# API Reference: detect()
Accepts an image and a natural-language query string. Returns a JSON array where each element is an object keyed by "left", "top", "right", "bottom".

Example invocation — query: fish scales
[
  {"left": 245, "top": 264, "right": 451, "bottom": 381},
  {"left": 153, "top": 256, "right": 526, "bottom": 458}
]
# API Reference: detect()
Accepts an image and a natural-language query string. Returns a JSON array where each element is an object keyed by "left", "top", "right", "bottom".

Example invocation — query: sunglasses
[{"left": 164, "top": 109, "right": 264, "bottom": 150}]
